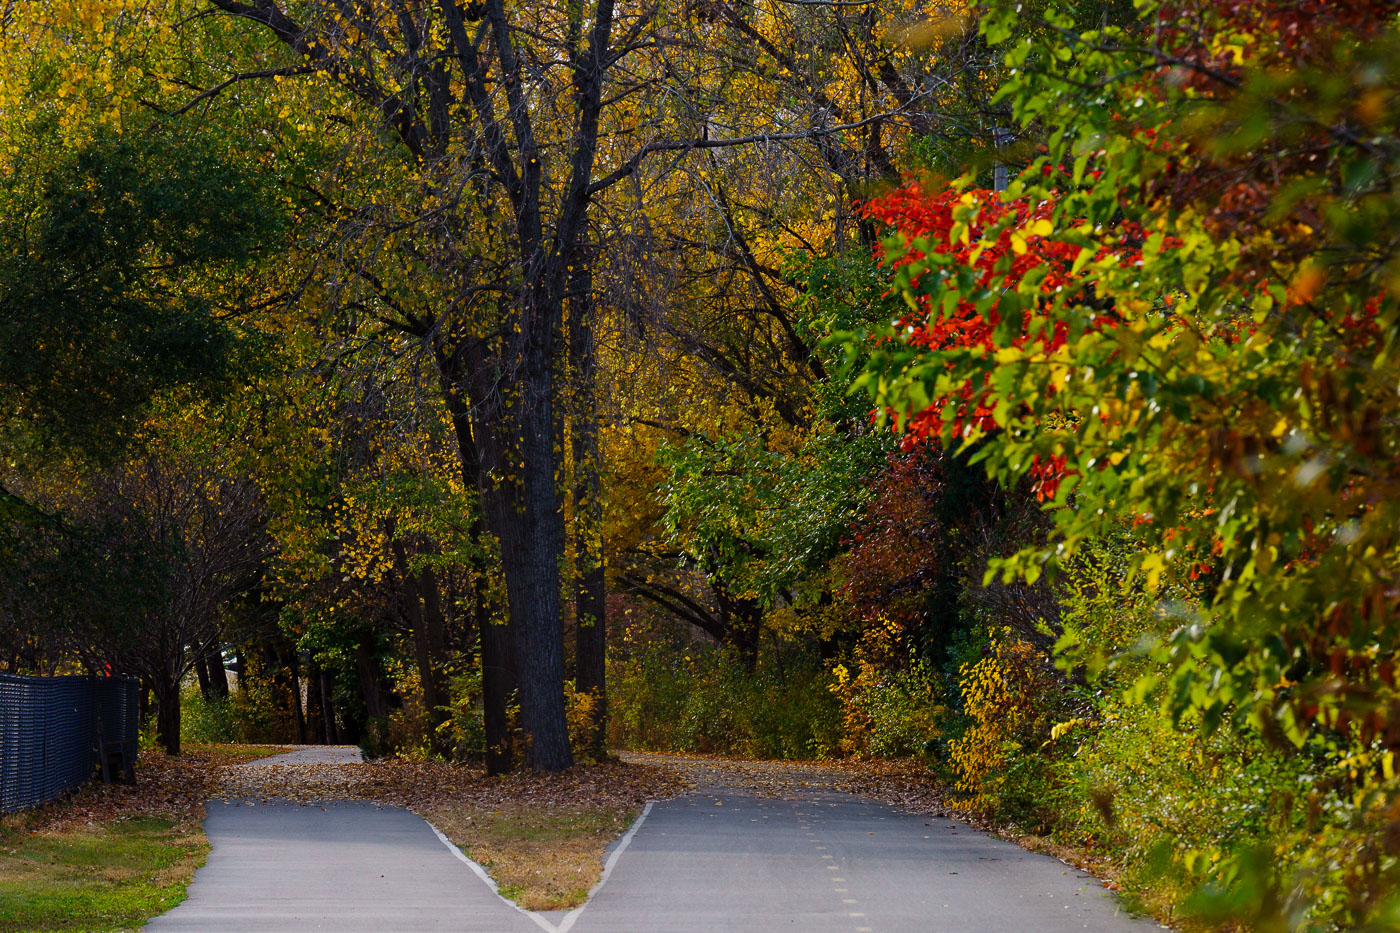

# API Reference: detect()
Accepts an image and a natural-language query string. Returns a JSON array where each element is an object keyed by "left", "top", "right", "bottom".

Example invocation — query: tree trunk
[
  {"left": 194, "top": 652, "right": 212, "bottom": 700},
  {"left": 355, "top": 632, "right": 391, "bottom": 721},
  {"left": 306, "top": 659, "right": 326, "bottom": 744},
  {"left": 153, "top": 669, "right": 181, "bottom": 755},
  {"left": 435, "top": 299, "right": 572, "bottom": 772},
  {"left": 434, "top": 349, "right": 516, "bottom": 775},
  {"left": 569, "top": 275, "right": 607, "bottom": 757},
  {"left": 319, "top": 667, "right": 340, "bottom": 744},
  {"left": 289, "top": 652, "right": 307, "bottom": 745},
  {"left": 206, "top": 645, "right": 229, "bottom": 698},
  {"left": 491, "top": 354, "right": 573, "bottom": 772}
]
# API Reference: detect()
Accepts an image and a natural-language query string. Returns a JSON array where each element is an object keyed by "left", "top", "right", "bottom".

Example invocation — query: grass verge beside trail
[
  {"left": 424, "top": 803, "right": 640, "bottom": 911},
  {"left": 0, "top": 815, "right": 206, "bottom": 933},
  {"left": 0, "top": 743, "right": 287, "bottom": 933}
]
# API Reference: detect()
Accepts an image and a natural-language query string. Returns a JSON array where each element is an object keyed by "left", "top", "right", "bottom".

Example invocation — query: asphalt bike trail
[{"left": 146, "top": 748, "right": 1160, "bottom": 932}]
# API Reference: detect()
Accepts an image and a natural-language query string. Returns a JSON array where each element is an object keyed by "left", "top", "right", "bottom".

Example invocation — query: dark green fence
[{"left": 0, "top": 673, "right": 139, "bottom": 813}]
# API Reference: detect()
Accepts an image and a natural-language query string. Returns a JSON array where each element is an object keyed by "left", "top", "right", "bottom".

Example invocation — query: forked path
[{"left": 147, "top": 749, "right": 1161, "bottom": 933}]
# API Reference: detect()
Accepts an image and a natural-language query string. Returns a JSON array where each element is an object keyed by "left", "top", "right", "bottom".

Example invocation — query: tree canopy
[{"left": 3, "top": 0, "right": 1400, "bottom": 925}]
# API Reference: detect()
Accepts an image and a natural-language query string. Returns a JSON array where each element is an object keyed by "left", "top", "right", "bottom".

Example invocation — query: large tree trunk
[
  {"left": 153, "top": 668, "right": 181, "bottom": 755},
  {"left": 569, "top": 275, "right": 607, "bottom": 757},
  {"left": 435, "top": 349, "right": 518, "bottom": 774},
  {"left": 391, "top": 538, "right": 451, "bottom": 756},
  {"left": 205, "top": 645, "right": 229, "bottom": 698},
  {"left": 489, "top": 337, "right": 572, "bottom": 772},
  {"left": 443, "top": 329, "right": 572, "bottom": 772}
]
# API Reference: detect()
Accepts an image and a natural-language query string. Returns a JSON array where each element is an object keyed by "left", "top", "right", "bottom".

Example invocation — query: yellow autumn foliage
[{"left": 947, "top": 629, "right": 1057, "bottom": 814}]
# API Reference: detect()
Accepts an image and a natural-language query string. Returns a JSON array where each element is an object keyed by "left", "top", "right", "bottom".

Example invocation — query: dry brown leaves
[
  {"left": 619, "top": 751, "right": 956, "bottom": 811},
  {"left": 0, "top": 744, "right": 289, "bottom": 836},
  {"left": 211, "top": 756, "right": 690, "bottom": 815},
  {"left": 829, "top": 757, "right": 957, "bottom": 817},
  {"left": 207, "top": 752, "right": 693, "bottom": 913}
]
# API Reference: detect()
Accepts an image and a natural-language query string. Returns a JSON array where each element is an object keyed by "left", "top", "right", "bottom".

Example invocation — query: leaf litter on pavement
[{"left": 3, "top": 745, "right": 1125, "bottom": 918}]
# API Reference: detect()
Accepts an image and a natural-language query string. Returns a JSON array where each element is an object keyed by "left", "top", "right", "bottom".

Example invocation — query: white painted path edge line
[
  {"left": 556, "top": 801, "right": 654, "bottom": 933},
  {"left": 426, "top": 800, "right": 655, "bottom": 933}
]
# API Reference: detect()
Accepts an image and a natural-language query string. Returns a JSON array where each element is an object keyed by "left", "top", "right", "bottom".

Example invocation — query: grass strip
[
  {"left": 423, "top": 802, "right": 640, "bottom": 911},
  {"left": 0, "top": 742, "right": 287, "bottom": 932},
  {"left": 0, "top": 816, "right": 205, "bottom": 933}
]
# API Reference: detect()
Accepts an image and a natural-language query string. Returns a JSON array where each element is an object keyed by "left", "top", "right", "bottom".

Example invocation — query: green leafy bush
[
  {"left": 179, "top": 686, "right": 236, "bottom": 745},
  {"left": 609, "top": 643, "right": 843, "bottom": 759}
]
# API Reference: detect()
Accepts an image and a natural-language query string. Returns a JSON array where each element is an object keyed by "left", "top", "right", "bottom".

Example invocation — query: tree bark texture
[
  {"left": 153, "top": 669, "right": 181, "bottom": 756},
  {"left": 319, "top": 667, "right": 340, "bottom": 744},
  {"left": 569, "top": 271, "right": 607, "bottom": 756},
  {"left": 485, "top": 342, "right": 572, "bottom": 772},
  {"left": 205, "top": 644, "right": 229, "bottom": 698}
]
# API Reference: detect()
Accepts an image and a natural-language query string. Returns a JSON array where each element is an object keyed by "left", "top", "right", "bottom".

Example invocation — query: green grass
[{"left": 0, "top": 816, "right": 207, "bottom": 932}]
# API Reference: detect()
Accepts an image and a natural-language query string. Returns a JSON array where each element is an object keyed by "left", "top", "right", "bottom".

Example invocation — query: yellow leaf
[{"left": 1141, "top": 552, "right": 1165, "bottom": 589}]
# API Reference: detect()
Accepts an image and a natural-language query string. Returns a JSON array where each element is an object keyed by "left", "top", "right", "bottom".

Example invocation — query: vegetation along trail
[
  {"left": 6, "top": 0, "right": 1397, "bottom": 927},
  {"left": 147, "top": 750, "right": 1155, "bottom": 932}
]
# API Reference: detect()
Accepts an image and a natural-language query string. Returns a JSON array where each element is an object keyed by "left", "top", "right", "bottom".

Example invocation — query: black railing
[{"left": 0, "top": 673, "right": 140, "bottom": 813}]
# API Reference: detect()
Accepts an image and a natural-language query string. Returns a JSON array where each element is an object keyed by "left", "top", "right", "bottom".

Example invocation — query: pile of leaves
[
  {"left": 1, "top": 744, "right": 285, "bottom": 836},
  {"left": 211, "top": 755, "right": 690, "bottom": 814}
]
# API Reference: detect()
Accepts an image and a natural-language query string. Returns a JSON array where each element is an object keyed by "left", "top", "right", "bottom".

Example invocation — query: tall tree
[
  {"left": 0, "top": 127, "right": 279, "bottom": 460},
  {"left": 185, "top": 0, "right": 924, "bottom": 768}
]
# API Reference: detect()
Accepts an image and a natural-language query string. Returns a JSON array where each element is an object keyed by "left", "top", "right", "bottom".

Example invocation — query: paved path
[
  {"left": 148, "top": 747, "right": 538, "bottom": 933},
  {"left": 236, "top": 745, "right": 366, "bottom": 768},
  {"left": 568, "top": 787, "right": 1159, "bottom": 933},
  {"left": 147, "top": 749, "right": 1161, "bottom": 933}
]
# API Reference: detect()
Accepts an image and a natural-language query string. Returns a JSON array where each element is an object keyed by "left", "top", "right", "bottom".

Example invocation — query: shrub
[
  {"left": 829, "top": 656, "right": 944, "bottom": 759},
  {"left": 608, "top": 643, "right": 843, "bottom": 759},
  {"left": 442, "top": 668, "right": 486, "bottom": 763},
  {"left": 946, "top": 628, "right": 1064, "bottom": 820},
  {"left": 180, "top": 684, "right": 236, "bottom": 744}
]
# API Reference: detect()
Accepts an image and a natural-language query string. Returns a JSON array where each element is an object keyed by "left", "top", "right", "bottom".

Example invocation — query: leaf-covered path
[{"left": 146, "top": 749, "right": 1160, "bottom": 932}]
